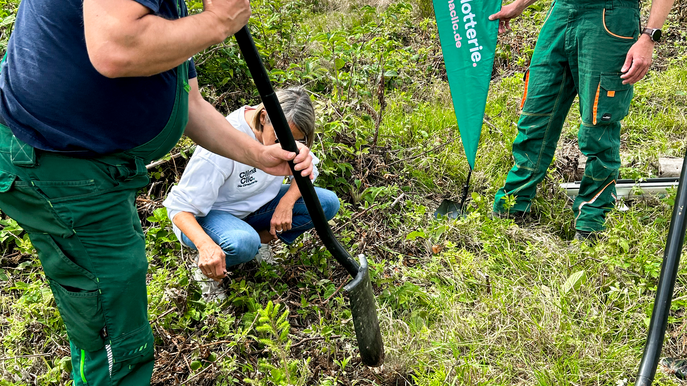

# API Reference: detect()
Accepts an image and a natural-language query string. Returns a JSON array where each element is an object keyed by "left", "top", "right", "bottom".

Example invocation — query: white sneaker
[
  {"left": 254, "top": 243, "right": 276, "bottom": 265},
  {"left": 190, "top": 252, "right": 227, "bottom": 302}
]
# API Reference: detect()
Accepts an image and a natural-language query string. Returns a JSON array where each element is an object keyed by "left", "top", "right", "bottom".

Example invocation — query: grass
[{"left": 1, "top": 0, "right": 687, "bottom": 385}]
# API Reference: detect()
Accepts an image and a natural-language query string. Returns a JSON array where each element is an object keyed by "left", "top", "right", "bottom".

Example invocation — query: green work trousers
[
  {"left": 494, "top": 0, "right": 640, "bottom": 232},
  {"left": 0, "top": 61, "right": 189, "bottom": 385}
]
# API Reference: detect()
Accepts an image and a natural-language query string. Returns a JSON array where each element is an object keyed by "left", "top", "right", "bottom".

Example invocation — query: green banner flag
[{"left": 433, "top": 0, "right": 500, "bottom": 169}]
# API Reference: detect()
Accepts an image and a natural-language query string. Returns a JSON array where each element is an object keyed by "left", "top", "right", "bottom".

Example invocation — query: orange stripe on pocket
[
  {"left": 520, "top": 71, "right": 530, "bottom": 109},
  {"left": 603, "top": 9, "right": 636, "bottom": 40},
  {"left": 593, "top": 83, "right": 601, "bottom": 125}
]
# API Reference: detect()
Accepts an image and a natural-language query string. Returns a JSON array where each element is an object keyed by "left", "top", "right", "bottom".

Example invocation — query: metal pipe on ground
[{"left": 561, "top": 178, "right": 679, "bottom": 200}]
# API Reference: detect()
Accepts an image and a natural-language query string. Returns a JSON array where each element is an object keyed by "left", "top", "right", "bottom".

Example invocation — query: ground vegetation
[{"left": 1, "top": 0, "right": 687, "bottom": 384}]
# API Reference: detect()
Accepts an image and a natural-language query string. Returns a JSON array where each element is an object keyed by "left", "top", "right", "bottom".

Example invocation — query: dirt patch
[{"left": 554, "top": 140, "right": 584, "bottom": 182}]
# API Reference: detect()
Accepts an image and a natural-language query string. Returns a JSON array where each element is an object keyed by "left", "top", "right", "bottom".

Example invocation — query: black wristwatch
[{"left": 642, "top": 27, "right": 662, "bottom": 43}]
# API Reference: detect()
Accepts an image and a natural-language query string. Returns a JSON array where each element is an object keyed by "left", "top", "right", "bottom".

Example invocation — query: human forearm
[
  {"left": 511, "top": 0, "right": 540, "bottom": 13},
  {"left": 184, "top": 81, "right": 264, "bottom": 167},
  {"left": 87, "top": 13, "right": 224, "bottom": 77},
  {"left": 84, "top": 0, "right": 250, "bottom": 78},
  {"left": 184, "top": 79, "right": 315, "bottom": 177},
  {"left": 278, "top": 182, "right": 303, "bottom": 209},
  {"left": 173, "top": 211, "right": 227, "bottom": 280},
  {"left": 646, "top": 0, "right": 675, "bottom": 29},
  {"left": 489, "top": 0, "right": 540, "bottom": 32},
  {"left": 269, "top": 182, "right": 301, "bottom": 236},
  {"left": 173, "top": 212, "right": 216, "bottom": 250},
  {"left": 620, "top": 0, "right": 675, "bottom": 84}
]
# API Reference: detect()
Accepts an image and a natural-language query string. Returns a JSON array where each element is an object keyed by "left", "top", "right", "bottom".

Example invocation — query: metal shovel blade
[
  {"left": 434, "top": 199, "right": 462, "bottom": 220},
  {"left": 435, "top": 170, "right": 472, "bottom": 220},
  {"left": 344, "top": 255, "right": 385, "bottom": 367}
]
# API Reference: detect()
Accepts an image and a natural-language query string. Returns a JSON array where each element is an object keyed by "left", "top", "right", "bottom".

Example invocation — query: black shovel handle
[
  {"left": 234, "top": 25, "right": 385, "bottom": 367},
  {"left": 234, "top": 26, "right": 360, "bottom": 277}
]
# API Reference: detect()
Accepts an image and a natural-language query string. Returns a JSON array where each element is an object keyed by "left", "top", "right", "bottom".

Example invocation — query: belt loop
[
  {"left": 10, "top": 135, "right": 36, "bottom": 167},
  {"left": 134, "top": 157, "right": 147, "bottom": 178},
  {"left": 114, "top": 157, "right": 147, "bottom": 181},
  {"left": 114, "top": 164, "right": 131, "bottom": 180},
  {"left": 605, "top": 0, "right": 614, "bottom": 10}
]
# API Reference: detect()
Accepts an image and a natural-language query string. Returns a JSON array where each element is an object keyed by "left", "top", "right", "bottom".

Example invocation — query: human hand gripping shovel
[{"left": 234, "top": 25, "right": 385, "bottom": 367}]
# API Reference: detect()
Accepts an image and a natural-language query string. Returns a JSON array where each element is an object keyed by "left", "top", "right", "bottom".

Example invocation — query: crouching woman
[{"left": 163, "top": 88, "right": 340, "bottom": 280}]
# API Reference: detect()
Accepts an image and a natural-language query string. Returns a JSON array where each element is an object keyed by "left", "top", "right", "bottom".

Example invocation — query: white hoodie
[{"left": 163, "top": 106, "right": 319, "bottom": 242}]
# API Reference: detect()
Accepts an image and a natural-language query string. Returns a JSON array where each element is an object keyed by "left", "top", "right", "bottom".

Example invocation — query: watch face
[{"left": 653, "top": 29, "right": 662, "bottom": 42}]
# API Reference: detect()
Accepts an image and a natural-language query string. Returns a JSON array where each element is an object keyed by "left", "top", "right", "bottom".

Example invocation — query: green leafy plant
[
  {"left": 245, "top": 301, "right": 310, "bottom": 385},
  {"left": 145, "top": 207, "right": 181, "bottom": 262}
]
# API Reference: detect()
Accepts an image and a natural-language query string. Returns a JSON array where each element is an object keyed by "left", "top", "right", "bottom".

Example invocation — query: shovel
[
  {"left": 234, "top": 25, "right": 385, "bottom": 367},
  {"left": 434, "top": 169, "right": 472, "bottom": 220}
]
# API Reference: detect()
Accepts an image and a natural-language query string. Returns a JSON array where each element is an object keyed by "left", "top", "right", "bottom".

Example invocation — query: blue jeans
[{"left": 180, "top": 185, "right": 340, "bottom": 267}]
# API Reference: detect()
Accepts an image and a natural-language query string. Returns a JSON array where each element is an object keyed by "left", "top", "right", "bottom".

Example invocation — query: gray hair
[{"left": 252, "top": 87, "right": 316, "bottom": 148}]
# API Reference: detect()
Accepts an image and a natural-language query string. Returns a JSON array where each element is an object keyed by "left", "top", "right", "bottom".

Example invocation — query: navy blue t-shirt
[{"left": 0, "top": 0, "right": 197, "bottom": 156}]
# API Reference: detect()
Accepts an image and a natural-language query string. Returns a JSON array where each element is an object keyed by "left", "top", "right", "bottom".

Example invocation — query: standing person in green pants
[
  {"left": 0, "top": 0, "right": 314, "bottom": 384},
  {"left": 490, "top": 0, "right": 675, "bottom": 240}
]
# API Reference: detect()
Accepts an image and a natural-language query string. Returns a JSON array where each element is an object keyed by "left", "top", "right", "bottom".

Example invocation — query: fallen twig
[
  {"left": 180, "top": 315, "right": 261, "bottom": 385},
  {"left": 199, "top": 340, "right": 235, "bottom": 349},
  {"left": 149, "top": 307, "right": 177, "bottom": 326},
  {"left": 0, "top": 353, "right": 52, "bottom": 361},
  {"left": 146, "top": 151, "right": 188, "bottom": 170},
  {"left": 333, "top": 203, "right": 380, "bottom": 232},
  {"left": 291, "top": 334, "right": 342, "bottom": 349},
  {"left": 390, "top": 193, "right": 406, "bottom": 209},
  {"left": 386, "top": 136, "right": 455, "bottom": 167},
  {"left": 195, "top": 44, "right": 228, "bottom": 67},
  {"left": 180, "top": 351, "right": 230, "bottom": 385},
  {"left": 322, "top": 280, "right": 347, "bottom": 305}
]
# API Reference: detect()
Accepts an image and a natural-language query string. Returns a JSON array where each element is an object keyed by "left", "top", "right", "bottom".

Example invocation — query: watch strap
[{"left": 642, "top": 27, "right": 661, "bottom": 42}]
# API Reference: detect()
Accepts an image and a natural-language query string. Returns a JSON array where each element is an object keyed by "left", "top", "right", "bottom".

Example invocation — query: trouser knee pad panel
[{"left": 109, "top": 324, "right": 155, "bottom": 383}]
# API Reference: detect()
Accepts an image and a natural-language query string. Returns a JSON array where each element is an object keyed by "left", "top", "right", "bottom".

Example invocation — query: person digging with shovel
[{"left": 0, "top": 0, "right": 315, "bottom": 384}]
